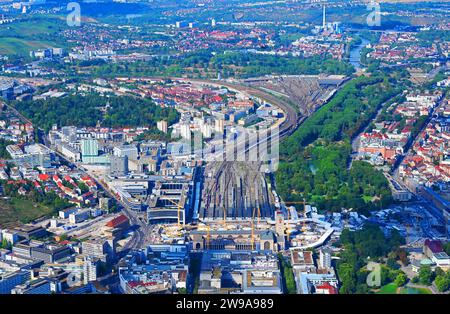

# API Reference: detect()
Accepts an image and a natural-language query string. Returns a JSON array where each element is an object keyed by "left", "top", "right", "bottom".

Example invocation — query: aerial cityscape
[{"left": 0, "top": 0, "right": 449, "bottom": 299}]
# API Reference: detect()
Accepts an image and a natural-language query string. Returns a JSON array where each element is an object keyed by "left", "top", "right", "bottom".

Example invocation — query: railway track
[{"left": 175, "top": 78, "right": 301, "bottom": 221}]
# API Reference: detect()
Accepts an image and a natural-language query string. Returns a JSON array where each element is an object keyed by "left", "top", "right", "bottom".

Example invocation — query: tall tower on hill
[{"left": 322, "top": 4, "right": 326, "bottom": 30}]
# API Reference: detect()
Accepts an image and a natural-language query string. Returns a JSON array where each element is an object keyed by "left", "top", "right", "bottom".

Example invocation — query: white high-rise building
[
  {"left": 319, "top": 248, "right": 332, "bottom": 269},
  {"left": 83, "top": 257, "right": 99, "bottom": 284},
  {"left": 180, "top": 123, "right": 191, "bottom": 140},
  {"left": 214, "top": 119, "right": 225, "bottom": 133},
  {"left": 201, "top": 124, "right": 213, "bottom": 138},
  {"left": 157, "top": 120, "right": 168, "bottom": 133}
]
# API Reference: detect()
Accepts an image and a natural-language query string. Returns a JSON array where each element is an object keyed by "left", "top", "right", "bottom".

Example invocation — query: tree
[
  {"left": 12, "top": 94, "right": 179, "bottom": 132},
  {"left": 77, "top": 181, "right": 89, "bottom": 194},
  {"left": 388, "top": 229, "right": 406, "bottom": 249},
  {"left": 386, "top": 256, "right": 400, "bottom": 270},
  {"left": 380, "top": 265, "right": 399, "bottom": 286},
  {"left": 276, "top": 74, "right": 402, "bottom": 212},
  {"left": 0, "top": 138, "right": 14, "bottom": 159},
  {"left": 434, "top": 267, "right": 445, "bottom": 277},
  {"left": 278, "top": 254, "right": 296, "bottom": 294},
  {"left": 418, "top": 265, "right": 434, "bottom": 286},
  {"left": 338, "top": 262, "right": 357, "bottom": 294},
  {"left": 394, "top": 272, "right": 407, "bottom": 287},
  {"left": 434, "top": 274, "right": 450, "bottom": 292},
  {"left": 1, "top": 238, "right": 12, "bottom": 250},
  {"left": 395, "top": 248, "right": 409, "bottom": 266},
  {"left": 443, "top": 242, "right": 450, "bottom": 256}
]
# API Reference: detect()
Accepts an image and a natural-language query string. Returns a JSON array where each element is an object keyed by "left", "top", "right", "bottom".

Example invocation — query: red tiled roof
[
  {"left": 38, "top": 174, "right": 50, "bottom": 181},
  {"left": 106, "top": 214, "right": 129, "bottom": 228},
  {"left": 316, "top": 282, "right": 338, "bottom": 294}
]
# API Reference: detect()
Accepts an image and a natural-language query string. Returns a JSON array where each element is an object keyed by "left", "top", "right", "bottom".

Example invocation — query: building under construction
[{"left": 146, "top": 181, "right": 191, "bottom": 225}]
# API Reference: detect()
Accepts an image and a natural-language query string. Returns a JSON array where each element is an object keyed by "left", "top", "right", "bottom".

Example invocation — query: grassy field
[
  {"left": 376, "top": 283, "right": 432, "bottom": 294},
  {"left": 0, "top": 38, "right": 57, "bottom": 56},
  {"left": 0, "top": 197, "right": 54, "bottom": 227},
  {"left": 0, "top": 16, "right": 67, "bottom": 56},
  {"left": 377, "top": 283, "right": 399, "bottom": 294},
  {"left": 0, "top": 16, "right": 66, "bottom": 37}
]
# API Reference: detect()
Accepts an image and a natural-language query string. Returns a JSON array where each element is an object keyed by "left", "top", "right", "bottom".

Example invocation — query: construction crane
[
  {"left": 164, "top": 198, "right": 185, "bottom": 229},
  {"left": 206, "top": 224, "right": 211, "bottom": 249},
  {"left": 251, "top": 207, "right": 259, "bottom": 250},
  {"left": 256, "top": 206, "right": 261, "bottom": 227},
  {"left": 251, "top": 218, "right": 255, "bottom": 251}
]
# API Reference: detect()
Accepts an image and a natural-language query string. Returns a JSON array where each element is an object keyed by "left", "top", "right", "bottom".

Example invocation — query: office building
[
  {"left": 214, "top": 119, "right": 225, "bottom": 133},
  {"left": 319, "top": 248, "right": 332, "bottom": 270},
  {"left": 69, "top": 209, "right": 91, "bottom": 224},
  {"left": 83, "top": 256, "right": 100, "bottom": 284},
  {"left": 30, "top": 244, "right": 72, "bottom": 263},
  {"left": 0, "top": 271, "right": 30, "bottom": 294},
  {"left": 113, "top": 145, "right": 138, "bottom": 161},
  {"left": 81, "top": 139, "right": 110, "bottom": 164},
  {"left": 180, "top": 123, "right": 191, "bottom": 140},
  {"left": 81, "top": 139, "right": 99, "bottom": 157},
  {"left": 7, "top": 144, "right": 53, "bottom": 168},
  {"left": 82, "top": 237, "right": 115, "bottom": 262},
  {"left": 110, "top": 155, "right": 129, "bottom": 176},
  {"left": 11, "top": 278, "right": 51, "bottom": 294}
]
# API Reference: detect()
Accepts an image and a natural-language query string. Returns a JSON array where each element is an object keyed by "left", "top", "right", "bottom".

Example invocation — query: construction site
[{"left": 188, "top": 206, "right": 334, "bottom": 252}]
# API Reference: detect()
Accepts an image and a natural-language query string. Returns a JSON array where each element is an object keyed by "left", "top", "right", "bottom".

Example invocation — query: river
[{"left": 349, "top": 37, "right": 370, "bottom": 70}]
